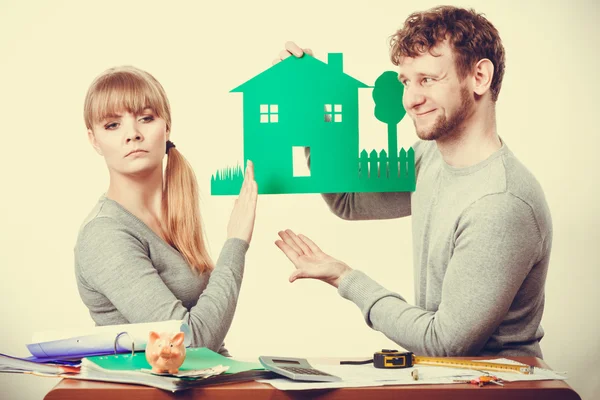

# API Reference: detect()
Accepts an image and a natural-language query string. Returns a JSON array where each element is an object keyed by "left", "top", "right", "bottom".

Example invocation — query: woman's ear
[{"left": 87, "top": 129, "right": 103, "bottom": 156}]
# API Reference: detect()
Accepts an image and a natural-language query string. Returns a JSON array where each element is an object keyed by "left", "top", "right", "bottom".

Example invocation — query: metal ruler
[
  {"left": 374, "top": 350, "right": 534, "bottom": 374},
  {"left": 414, "top": 356, "right": 534, "bottom": 374}
]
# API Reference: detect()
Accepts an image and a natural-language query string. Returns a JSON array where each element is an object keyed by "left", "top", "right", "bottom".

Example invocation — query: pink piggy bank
[{"left": 145, "top": 331, "right": 186, "bottom": 374}]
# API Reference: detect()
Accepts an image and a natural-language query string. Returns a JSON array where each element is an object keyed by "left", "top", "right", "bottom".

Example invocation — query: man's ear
[
  {"left": 87, "top": 129, "right": 103, "bottom": 156},
  {"left": 472, "top": 58, "right": 494, "bottom": 97}
]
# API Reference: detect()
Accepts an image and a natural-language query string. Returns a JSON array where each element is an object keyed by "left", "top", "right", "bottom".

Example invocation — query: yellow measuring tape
[{"left": 374, "top": 350, "right": 534, "bottom": 375}]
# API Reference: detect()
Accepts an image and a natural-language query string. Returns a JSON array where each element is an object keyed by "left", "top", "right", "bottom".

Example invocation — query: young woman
[{"left": 74, "top": 65, "right": 257, "bottom": 356}]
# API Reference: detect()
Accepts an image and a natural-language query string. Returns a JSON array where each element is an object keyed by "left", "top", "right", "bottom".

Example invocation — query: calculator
[{"left": 259, "top": 356, "right": 342, "bottom": 382}]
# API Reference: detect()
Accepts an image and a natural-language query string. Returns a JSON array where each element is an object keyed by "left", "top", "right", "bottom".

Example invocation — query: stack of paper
[
  {"left": 68, "top": 347, "right": 273, "bottom": 391},
  {"left": 1, "top": 320, "right": 274, "bottom": 391},
  {"left": 0, "top": 353, "right": 80, "bottom": 375},
  {"left": 2, "top": 347, "right": 272, "bottom": 392},
  {"left": 141, "top": 365, "right": 230, "bottom": 378}
]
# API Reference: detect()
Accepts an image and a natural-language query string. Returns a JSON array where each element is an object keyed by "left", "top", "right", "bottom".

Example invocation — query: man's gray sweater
[{"left": 329, "top": 140, "right": 552, "bottom": 357}]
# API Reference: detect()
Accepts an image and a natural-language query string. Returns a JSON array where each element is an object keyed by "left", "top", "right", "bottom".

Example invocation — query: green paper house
[{"left": 211, "top": 53, "right": 415, "bottom": 195}]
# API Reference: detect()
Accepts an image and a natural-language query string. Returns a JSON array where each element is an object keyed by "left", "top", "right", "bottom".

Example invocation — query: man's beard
[{"left": 414, "top": 86, "right": 473, "bottom": 141}]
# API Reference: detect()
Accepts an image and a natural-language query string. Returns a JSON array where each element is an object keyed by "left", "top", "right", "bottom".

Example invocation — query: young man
[{"left": 274, "top": 6, "right": 552, "bottom": 357}]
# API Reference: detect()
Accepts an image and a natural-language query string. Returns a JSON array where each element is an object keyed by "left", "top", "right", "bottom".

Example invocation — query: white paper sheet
[{"left": 474, "top": 358, "right": 568, "bottom": 381}]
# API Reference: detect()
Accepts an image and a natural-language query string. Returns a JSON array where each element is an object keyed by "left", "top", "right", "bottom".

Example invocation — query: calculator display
[{"left": 273, "top": 359, "right": 301, "bottom": 364}]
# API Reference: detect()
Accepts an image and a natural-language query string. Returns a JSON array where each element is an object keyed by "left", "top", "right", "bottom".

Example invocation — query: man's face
[{"left": 398, "top": 41, "right": 474, "bottom": 141}]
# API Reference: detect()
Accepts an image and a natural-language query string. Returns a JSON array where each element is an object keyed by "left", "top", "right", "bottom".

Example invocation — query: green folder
[
  {"left": 75, "top": 348, "right": 271, "bottom": 391},
  {"left": 84, "top": 347, "right": 264, "bottom": 374}
]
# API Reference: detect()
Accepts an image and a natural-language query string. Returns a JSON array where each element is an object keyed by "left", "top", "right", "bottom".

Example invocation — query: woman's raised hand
[{"left": 227, "top": 160, "right": 258, "bottom": 244}]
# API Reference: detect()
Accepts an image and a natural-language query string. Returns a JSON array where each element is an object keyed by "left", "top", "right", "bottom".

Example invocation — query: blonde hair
[{"left": 83, "top": 66, "right": 214, "bottom": 274}]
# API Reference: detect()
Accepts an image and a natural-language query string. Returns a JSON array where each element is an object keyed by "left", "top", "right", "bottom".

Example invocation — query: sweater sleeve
[
  {"left": 321, "top": 192, "right": 412, "bottom": 220},
  {"left": 314, "top": 140, "right": 429, "bottom": 221},
  {"left": 75, "top": 217, "right": 247, "bottom": 352},
  {"left": 337, "top": 193, "right": 543, "bottom": 356}
]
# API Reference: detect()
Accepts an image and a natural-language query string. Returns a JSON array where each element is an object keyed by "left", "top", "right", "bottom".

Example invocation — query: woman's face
[{"left": 88, "top": 108, "right": 169, "bottom": 178}]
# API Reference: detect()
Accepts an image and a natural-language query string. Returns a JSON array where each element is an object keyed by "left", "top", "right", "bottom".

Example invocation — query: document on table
[
  {"left": 258, "top": 358, "right": 568, "bottom": 391},
  {"left": 476, "top": 358, "right": 568, "bottom": 382}
]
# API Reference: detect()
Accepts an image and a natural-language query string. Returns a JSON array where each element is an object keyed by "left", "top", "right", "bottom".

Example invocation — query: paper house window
[
  {"left": 260, "top": 104, "right": 279, "bottom": 123},
  {"left": 325, "top": 104, "right": 342, "bottom": 122}
]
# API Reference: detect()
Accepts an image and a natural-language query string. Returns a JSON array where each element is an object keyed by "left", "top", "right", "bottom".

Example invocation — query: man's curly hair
[{"left": 390, "top": 6, "right": 505, "bottom": 102}]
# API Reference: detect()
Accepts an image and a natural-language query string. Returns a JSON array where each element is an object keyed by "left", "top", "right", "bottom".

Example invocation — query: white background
[{"left": 0, "top": 1, "right": 598, "bottom": 399}]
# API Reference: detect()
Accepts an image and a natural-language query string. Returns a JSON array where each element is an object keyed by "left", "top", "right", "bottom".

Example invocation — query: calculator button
[{"left": 281, "top": 367, "right": 333, "bottom": 376}]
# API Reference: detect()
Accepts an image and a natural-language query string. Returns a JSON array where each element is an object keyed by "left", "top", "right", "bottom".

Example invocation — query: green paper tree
[{"left": 373, "top": 71, "right": 406, "bottom": 178}]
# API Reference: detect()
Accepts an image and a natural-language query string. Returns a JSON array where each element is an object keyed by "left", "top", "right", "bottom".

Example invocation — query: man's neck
[{"left": 436, "top": 104, "right": 501, "bottom": 168}]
